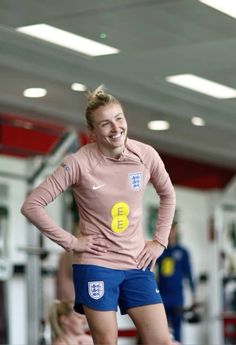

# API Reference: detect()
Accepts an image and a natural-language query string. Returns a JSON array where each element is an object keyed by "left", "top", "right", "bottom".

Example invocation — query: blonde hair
[
  {"left": 85, "top": 85, "right": 121, "bottom": 129},
  {"left": 48, "top": 300, "right": 73, "bottom": 345}
]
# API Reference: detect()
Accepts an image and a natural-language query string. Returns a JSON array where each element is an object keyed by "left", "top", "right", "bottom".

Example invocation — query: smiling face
[{"left": 90, "top": 102, "right": 128, "bottom": 158}]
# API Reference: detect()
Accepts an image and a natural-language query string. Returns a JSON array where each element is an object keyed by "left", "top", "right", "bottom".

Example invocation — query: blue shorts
[{"left": 72, "top": 264, "right": 162, "bottom": 315}]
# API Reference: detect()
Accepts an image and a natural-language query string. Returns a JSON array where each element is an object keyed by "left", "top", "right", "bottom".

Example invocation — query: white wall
[
  {"left": 0, "top": 156, "right": 28, "bottom": 345},
  {"left": 0, "top": 156, "right": 64, "bottom": 345}
]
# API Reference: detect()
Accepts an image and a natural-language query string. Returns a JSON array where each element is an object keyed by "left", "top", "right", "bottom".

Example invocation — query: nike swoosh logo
[{"left": 92, "top": 184, "right": 105, "bottom": 190}]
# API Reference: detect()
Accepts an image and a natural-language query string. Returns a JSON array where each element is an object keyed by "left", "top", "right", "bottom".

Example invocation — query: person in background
[
  {"left": 56, "top": 194, "right": 80, "bottom": 301},
  {"left": 48, "top": 300, "right": 93, "bottom": 345},
  {"left": 21, "top": 85, "right": 176, "bottom": 345},
  {"left": 56, "top": 222, "right": 79, "bottom": 301},
  {"left": 156, "top": 222, "right": 196, "bottom": 343}
]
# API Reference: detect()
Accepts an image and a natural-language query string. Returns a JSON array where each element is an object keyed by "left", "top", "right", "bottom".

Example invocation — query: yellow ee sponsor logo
[
  {"left": 161, "top": 257, "right": 175, "bottom": 277},
  {"left": 110, "top": 202, "right": 129, "bottom": 233}
]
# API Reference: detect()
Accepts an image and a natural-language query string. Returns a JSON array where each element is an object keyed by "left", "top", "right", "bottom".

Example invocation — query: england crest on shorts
[
  {"left": 88, "top": 281, "right": 104, "bottom": 300},
  {"left": 128, "top": 172, "right": 142, "bottom": 191}
]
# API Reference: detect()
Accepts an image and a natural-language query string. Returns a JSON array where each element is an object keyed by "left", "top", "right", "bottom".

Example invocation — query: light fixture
[
  {"left": 99, "top": 32, "right": 107, "bottom": 39},
  {"left": 191, "top": 116, "right": 206, "bottom": 126},
  {"left": 198, "top": 0, "right": 236, "bottom": 19},
  {"left": 16, "top": 24, "right": 120, "bottom": 57},
  {"left": 23, "top": 88, "right": 47, "bottom": 98},
  {"left": 148, "top": 120, "right": 170, "bottom": 131},
  {"left": 71, "top": 83, "right": 87, "bottom": 92},
  {"left": 166, "top": 74, "right": 236, "bottom": 99}
]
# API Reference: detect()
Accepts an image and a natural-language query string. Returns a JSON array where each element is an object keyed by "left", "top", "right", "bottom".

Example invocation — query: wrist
[
  {"left": 70, "top": 235, "right": 78, "bottom": 251},
  {"left": 153, "top": 239, "right": 165, "bottom": 248}
]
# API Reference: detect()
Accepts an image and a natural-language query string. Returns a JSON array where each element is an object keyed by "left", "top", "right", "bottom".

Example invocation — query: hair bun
[
  {"left": 86, "top": 85, "right": 105, "bottom": 102},
  {"left": 96, "top": 89, "right": 104, "bottom": 96}
]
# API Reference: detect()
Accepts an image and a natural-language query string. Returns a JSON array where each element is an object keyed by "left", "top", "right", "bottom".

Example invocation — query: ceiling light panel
[
  {"left": 166, "top": 74, "right": 236, "bottom": 99},
  {"left": 199, "top": 0, "right": 236, "bottom": 19},
  {"left": 17, "top": 24, "right": 120, "bottom": 57}
]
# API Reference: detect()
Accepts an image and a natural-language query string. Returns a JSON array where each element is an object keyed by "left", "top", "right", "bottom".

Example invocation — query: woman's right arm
[
  {"left": 21, "top": 156, "right": 78, "bottom": 251},
  {"left": 21, "top": 156, "right": 110, "bottom": 255}
]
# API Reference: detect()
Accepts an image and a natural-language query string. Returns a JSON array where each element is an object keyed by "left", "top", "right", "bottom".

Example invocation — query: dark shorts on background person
[{"left": 73, "top": 264, "right": 162, "bottom": 315}]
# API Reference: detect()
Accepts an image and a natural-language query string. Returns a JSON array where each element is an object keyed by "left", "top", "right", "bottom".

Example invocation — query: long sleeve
[{"left": 21, "top": 156, "right": 79, "bottom": 251}]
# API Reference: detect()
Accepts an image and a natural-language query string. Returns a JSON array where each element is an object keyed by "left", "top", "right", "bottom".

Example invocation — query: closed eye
[
  {"left": 101, "top": 121, "right": 110, "bottom": 127},
  {"left": 116, "top": 115, "right": 125, "bottom": 122}
]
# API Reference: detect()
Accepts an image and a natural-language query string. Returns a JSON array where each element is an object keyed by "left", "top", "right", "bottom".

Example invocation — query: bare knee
[
  {"left": 92, "top": 329, "right": 118, "bottom": 345},
  {"left": 140, "top": 331, "right": 172, "bottom": 345},
  {"left": 83, "top": 307, "right": 118, "bottom": 345}
]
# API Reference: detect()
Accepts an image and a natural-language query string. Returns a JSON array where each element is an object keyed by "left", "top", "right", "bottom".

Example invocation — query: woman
[
  {"left": 21, "top": 85, "right": 176, "bottom": 345},
  {"left": 48, "top": 300, "right": 93, "bottom": 345}
]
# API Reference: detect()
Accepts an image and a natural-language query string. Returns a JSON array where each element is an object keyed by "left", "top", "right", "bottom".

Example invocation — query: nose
[{"left": 111, "top": 121, "right": 118, "bottom": 130}]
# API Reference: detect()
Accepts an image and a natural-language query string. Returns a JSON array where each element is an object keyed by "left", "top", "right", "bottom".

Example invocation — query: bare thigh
[
  {"left": 83, "top": 305, "right": 118, "bottom": 345},
  {"left": 128, "top": 303, "right": 171, "bottom": 345}
]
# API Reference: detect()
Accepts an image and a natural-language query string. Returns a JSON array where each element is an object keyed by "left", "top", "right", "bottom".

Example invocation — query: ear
[{"left": 88, "top": 130, "right": 96, "bottom": 143}]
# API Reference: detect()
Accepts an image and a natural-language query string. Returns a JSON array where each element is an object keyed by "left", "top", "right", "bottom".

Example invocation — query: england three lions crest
[
  {"left": 128, "top": 172, "right": 143, "bottom": 191},
  {"left": 88, "top": 281, "right": 104, "bottom": 300}
]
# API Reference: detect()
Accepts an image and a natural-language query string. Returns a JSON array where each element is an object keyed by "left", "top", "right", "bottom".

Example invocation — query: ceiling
[{"left": 0, "top": 0, "right": 236, "bottom": 177}]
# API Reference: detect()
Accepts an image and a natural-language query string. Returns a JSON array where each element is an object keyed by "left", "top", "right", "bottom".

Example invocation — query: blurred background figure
[
  {"left": 156, "top": 222, "right": 196, "bottom": 343},
  {"left": 55, "top": 222, "right": 79, "bottom": 301},
  {"left": 56, "top": 194, "right": 79, "bottom": 301},
  {"left": 48, "top": 300, "right": 93, "bottom": 345}
]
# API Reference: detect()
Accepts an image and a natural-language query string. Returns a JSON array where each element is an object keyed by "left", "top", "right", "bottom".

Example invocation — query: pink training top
[{"left": 21, "top": 138, "right": 176, "bottom": 270}]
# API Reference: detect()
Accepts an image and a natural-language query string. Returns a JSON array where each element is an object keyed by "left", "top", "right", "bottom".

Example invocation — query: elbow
[
  {"left": 21, "top": 201, "right": 34, "bottom": 223},
  {"left": 20, "top": 201, "right": 29, "bottom": 218},
  {"left": 20, "top": 203, "right": 26, "bottom": 217}
]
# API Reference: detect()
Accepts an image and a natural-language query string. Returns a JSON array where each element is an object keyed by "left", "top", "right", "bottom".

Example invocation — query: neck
[{"left": 97, "top": 144, "right": 125, "bottom": 159}]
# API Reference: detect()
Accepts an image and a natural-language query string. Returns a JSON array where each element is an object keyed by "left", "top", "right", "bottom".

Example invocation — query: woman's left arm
[{"left": 136, "top": 146, "right": 176, "bottom": 270}]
